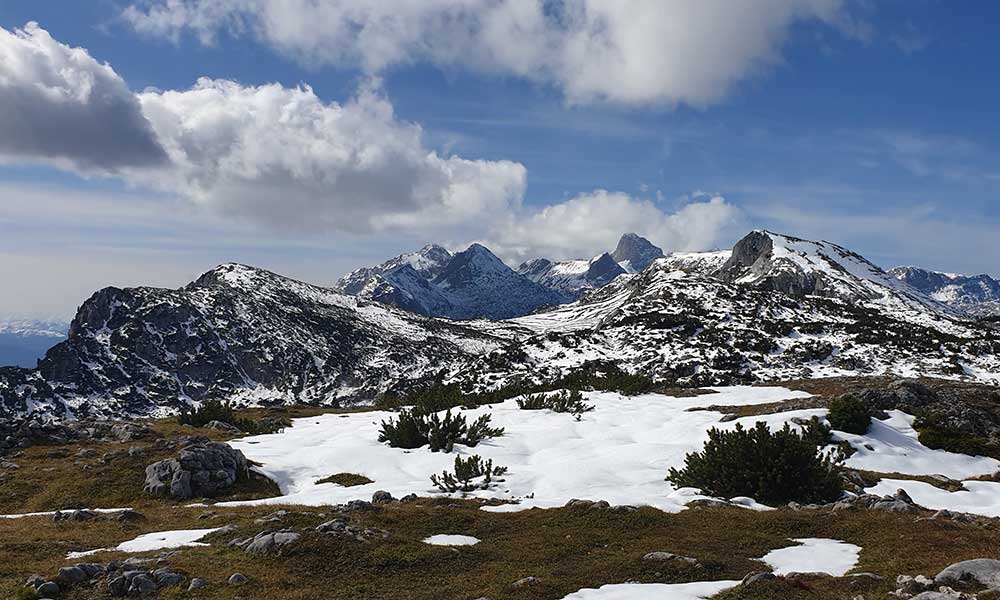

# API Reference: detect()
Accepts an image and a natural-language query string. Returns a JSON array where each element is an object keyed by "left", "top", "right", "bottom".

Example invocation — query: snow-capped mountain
[
  {"left": 612, "top": 233, "right": 665, "bottom": 272},
  {"left": 0, "top": 263, "right": 519, "bottom": 418},
  {"left": 3, "top": 231, "right": 997, "bottom": 419},
  {"left": 516, "top": 252, "right": 626, "bottom": 301},
  {"left": 336, "top": 243, "right": 562, "bottom": 320},
  {"left": 890, "top": 266, "right": 1000, "bottom": 317},
  {"left": 454, "top": 232, "right": 998, "bottom": 389},
  {"left": 0, "top": 317, "right": 69, "bottom": 368},
  {"left": 336, "top": 244, "right": 453, "bottom": 296}
]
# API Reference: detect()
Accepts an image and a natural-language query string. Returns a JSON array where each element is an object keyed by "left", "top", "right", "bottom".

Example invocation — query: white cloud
[
  {"left": 486, "top": 191, "right": 741, "bottom": 263},
  {"left": 123, "top": 0, "right": 852, "bottom": 106},
  {"left": 134, "top": 78, "right": 527, "bottom": 233},
  {"left": 0, "top": 22, "right": 166, "bottom": 171}
]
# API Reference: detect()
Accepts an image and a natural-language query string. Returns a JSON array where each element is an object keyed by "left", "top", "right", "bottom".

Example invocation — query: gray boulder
[
  {"left": 143, "top": 441, "right": 248, "bottom": 500},
  {"left": 228, "top": 573, "right": 248, "bottom": 586},
  {"left": 935, "top": 558, "right": 1000, "bottom": 588},
  {"left": 242, "top": 530, "right": 301, "bottom": 555},
  {"left": 642, "top": 551, "right": 698, "bottom": 565}
]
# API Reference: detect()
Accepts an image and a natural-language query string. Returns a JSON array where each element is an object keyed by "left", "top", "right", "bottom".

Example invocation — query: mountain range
[
  {"left": 890, "top": 266, "right": 1000, "bottom": 317},
  {"left": 1, "top": 230, "right": 997, "bottom": 418}
]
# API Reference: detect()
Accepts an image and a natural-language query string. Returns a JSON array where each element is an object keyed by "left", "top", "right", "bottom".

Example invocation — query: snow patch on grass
[
  {"left": 761, "top": 538, "right": 861, "bottom": 576},
  {"left": 422, "top": 534, "right": 480, "bottom": 546}
]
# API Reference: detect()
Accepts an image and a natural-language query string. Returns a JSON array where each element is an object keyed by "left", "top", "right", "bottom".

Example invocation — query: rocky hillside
[
  {"left": 0, "top": 264, "right": 518, "bottom": 418},
  {"left": 2, "top": 231, "right": 998, "bottom": 419},
  {"left": 891, "top": 266, "right": 1000, "bottom": 317},
  {"left": 451, "top": 231, "right": 1000, "bottom": 389}
]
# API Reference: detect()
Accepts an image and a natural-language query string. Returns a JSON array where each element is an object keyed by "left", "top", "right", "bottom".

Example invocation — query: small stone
[
  {"left": 742, "top": 572, "right": 776, "bottom": 586},
  {"left": 511, "top": 577, "right": 540, "bottom": 588},
  {"left": 127, "top": 573, "right": 157, "bottom": 597},
  {"left": 36, "top": 581, "right": 60, "bottom": 596},
  {"left": 56, "top": 566, "right": 88, "bottom": 584},
  {"left": 642, "top": 551, "right": 698, "bottom": 564},
  {"left": 372, "top": 490, "right": 395, "bottom": 504},
  {"left": 228, "top": 573, "right": 248, "bottom": 586},
  {"left": 188, "top": 577, "right": 207, "bottom": 591}
]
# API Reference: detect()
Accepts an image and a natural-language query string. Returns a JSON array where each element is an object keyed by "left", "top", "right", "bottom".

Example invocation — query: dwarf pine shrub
[
  {"left": 378, "top": 409, "right": 504, "bottom": 452},
  {"left": 517, "top": 390, "right": 594, "bottom": 419},
  {"left": 177, "top": 399, "right": 288, "bottom": 434},
  {"left": 827, "top": 394, "right": 872, "bottom": 434},
  {"left": 431, "top": 454, "right": 508, "bottom": 493},
  {"left": 666, "top": 422, "right": 843, "bottom": 504}
]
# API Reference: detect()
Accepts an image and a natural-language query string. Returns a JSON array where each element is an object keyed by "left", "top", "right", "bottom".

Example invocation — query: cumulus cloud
[
  {"left": 134, "top": 78, "right": 527, "bottom": 233},
  {"left": 486, "top": 191, "right": 741, "bottom": 264},
  {"left": 123, "top": 0, "right": 851, "bottom": 106},
  {"left": 0, "top": 22, "right": 166, "bottom": 171}
]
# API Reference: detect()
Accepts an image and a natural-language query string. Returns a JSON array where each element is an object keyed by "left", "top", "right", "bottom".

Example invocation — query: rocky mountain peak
[
  {"left": 586, "top": 252, "right": 626, "bottom": 286},
  {"left": 611, "top": 233, "right": 664, "bottom": 273}
]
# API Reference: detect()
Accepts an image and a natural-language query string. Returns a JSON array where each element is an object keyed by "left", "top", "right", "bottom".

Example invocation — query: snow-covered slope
[
  {"left": 890, "top": 266, "right": 1000, "bottom": 317},
  {"left": 0, "top": 264, "right": 520, "bottom": 418},
  {"left": 454, "top": 232, "right": 999, "bottom": 388},
  {"left": 517, "top": 252, "right": 626, "bottom": 301},
  {"left": 336, "top": 244, "right": 452, "bottom": 296}
]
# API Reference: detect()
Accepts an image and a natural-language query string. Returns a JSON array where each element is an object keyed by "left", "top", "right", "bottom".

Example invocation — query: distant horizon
[{"left": 0, "top": 227, "right": 995, "bottom": 324}]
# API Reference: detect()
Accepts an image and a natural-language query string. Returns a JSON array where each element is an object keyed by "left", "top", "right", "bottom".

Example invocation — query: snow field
[{"left": 222, "top": 385, "right": 1000, "bottom": 516}]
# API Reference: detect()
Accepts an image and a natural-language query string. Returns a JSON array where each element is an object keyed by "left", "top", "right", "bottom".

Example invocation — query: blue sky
[{"left": 0, "top": 1, "right": 998, "bottom": 317}]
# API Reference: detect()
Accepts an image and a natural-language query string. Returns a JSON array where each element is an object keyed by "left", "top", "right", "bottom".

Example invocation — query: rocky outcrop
[
  {"left": 144, "top": 438, "right": 248, "bottom": 500},
  {"left": 0, "top": 416, "right": 148, "bottom": 454},
  {"left": 612, "top": 233, "right": 664, "bottom": 273}
]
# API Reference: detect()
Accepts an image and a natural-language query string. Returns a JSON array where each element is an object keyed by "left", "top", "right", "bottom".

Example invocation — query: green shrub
[
  {"left": 178, "top": 398, "right": 234, "bottom": 427},
  {"left": 378, "top": 409, "right": 504, "bottom": 452},
  {"left": 798, "top": 416, "right": 833, "bottom": 447},
  {"left": 377, "top": 409, "right": 428, "bottom": 449},
  {"left": 666, "top": 422, "right": 843, "bottom": 504},
  {"left": 517, "top": 390, "right": 594, "bottom": 420},
  {"left": 177, "top": 399, "right": 289, "bottom": 435},
  {"left": 914, "top": 412, "right": 1000, "bottom": 459},
  {"left": 430, "top": 454, "right": 508, "bottom": 493},
  {"left": 827, "top": 395, "right": 872, "bottom": 434}
]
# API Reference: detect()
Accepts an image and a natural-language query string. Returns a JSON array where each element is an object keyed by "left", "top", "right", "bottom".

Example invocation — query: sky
[{"left": 0, "top": 0, "right": 998, "bottom": 318}]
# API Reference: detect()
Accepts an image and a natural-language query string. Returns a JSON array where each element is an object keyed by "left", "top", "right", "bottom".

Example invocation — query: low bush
[
  {"left": 666, "top": 421, "right": 843, "bottom": 504},
  {"left": 378, "top": 409, "right": 504, "bottom": 452},
  {"left": 177, "top": 399, "right": 290, "bottom": 435},
  {"left": 798, "top": 416, "right": 833, "bottom": 447},
  {"left": 430, "top": 454, "right": 508, "bottom": 493},
  {"left": 827, "top": 395, "right": 872, "bottom": 434},
  {"left": 316, "top": 473, "right": 373, "bottom": 487},
  {"left": 517, "top": 390, "right": 594, "bottom": 420},
  {"left": 914, "top": 412, "right": 1000, "bottom": 459}
]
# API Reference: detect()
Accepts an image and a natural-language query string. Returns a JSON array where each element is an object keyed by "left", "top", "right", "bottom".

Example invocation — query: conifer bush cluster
[
  {"left": 827, "top": 394, "right": 872, "bottom": 434},
  {"left": 517, "top": 390, "right": 594, "bottom": 419},
  {"left": 378, "top": 409, "right": 504, "bottom": 452},
  {"left": 177, "top": 399, "right": 289, "bottom": 435},
  {"left": 666, "top": 421, "right": 843, "bottom": 504},
  {"left": 430, "top": 454, "right": 508, "bottom": 493}
]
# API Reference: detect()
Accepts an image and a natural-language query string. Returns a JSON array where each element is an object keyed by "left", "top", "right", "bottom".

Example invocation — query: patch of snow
[
  {"left": 422, "top": 534, "right": 480, "bottom": 546},
  {"left": 560, "top": 580, "right": 740, "bottom": 599},
  {"left": 65, "top": 527, "right": 222, "bottom": 559},
  {"left": 867, "top": 479, "right": 1000, "bottom": 518},
  {"left": 0, "top": 507, "right": 131, "bottom": 520},
  {"left": 841, "top": 411, "right": 999, "bottom": 479},
  {"left": 761, "top": 538, "right": 861, "bottom": 576}
]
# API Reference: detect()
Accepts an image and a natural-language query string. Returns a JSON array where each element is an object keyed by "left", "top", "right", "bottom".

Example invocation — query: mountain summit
[
  {"left": 611, "top": 233, "right": 664, "bottom": 272},
  {"left": 336, "top": 243, "right": 561, "bottom": 320}
]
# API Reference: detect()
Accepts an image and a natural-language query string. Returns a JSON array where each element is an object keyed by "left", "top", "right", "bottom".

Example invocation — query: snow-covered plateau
[{"left": 217, "top": 386, "right": 1000, "bottom": 518}]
